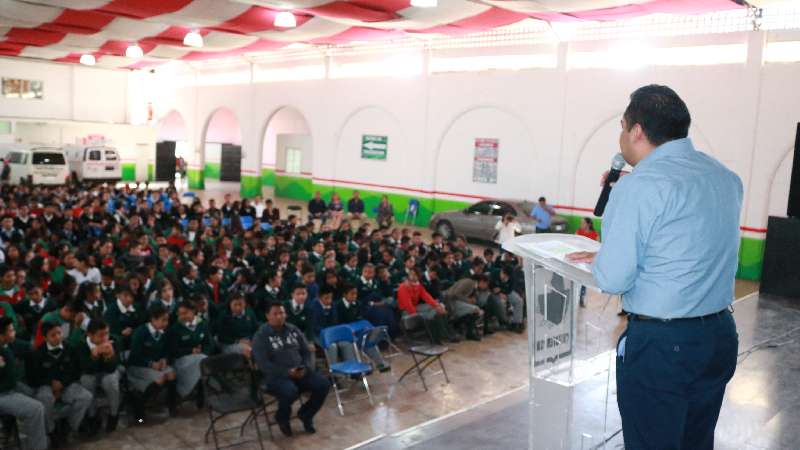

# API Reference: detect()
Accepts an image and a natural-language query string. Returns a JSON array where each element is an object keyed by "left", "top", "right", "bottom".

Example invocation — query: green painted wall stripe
[
  {"left": 261, "top": 168, "right": 276, "bottom": 187},
  {"left": 204, "top": 162, "right": 220, "bottom": 180},
  {"left": 147, "top": 163, "right": 154, "bottom": 182},
  {"left": 275, "top": 174, "right": 313, "bottom": 200},
  {"left": 121, "top": 163, "right": 136, "bottom": 182},
  {"left": 188, "top": 168, "right": 204, "bottom": 190},
  {"left": 736, "top": 237, "right": 765, "bottom": 281},
  {"left": 240, "top": 174, "right": 261, "bottom": 199}
]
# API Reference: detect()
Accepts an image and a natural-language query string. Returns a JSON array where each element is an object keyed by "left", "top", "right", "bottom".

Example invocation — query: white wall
[
  {"left": 275, "top": 134, "right": 312, "bottom": 174},
  {"left": 0, "top": 58, "right": 129, "bottom": 123},
  {"left": 262, "top": 107, "right": 310, "bottom": 169},
  {"left": 139, "top": 30, "right": 800, "bottom": 233}
]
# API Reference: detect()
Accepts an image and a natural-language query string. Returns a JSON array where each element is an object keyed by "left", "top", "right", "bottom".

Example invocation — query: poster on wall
[
  {"left": 473, "top": 138, "right": 498, "bottom": 184},
  {"left": 361, "top": 135, "right": 388, "bottom": 160}
]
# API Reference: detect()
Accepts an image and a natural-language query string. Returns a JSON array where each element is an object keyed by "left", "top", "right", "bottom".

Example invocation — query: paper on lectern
[{"left": 516, "top": 240, "right": 592, "bottom": 273}]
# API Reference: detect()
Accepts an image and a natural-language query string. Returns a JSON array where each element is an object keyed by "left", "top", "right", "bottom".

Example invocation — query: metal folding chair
[
  {"left": 200, "top": 353, "right": 267, "bottom": 450},
  {"left": 320, "top": 325, "right": 374, "bottom": 416},
  {"left": 0, "top": 415, "right": 21, "bottom": 450},
  {"left": 397, "top": 314, "right": 450, "bottom": 391}
]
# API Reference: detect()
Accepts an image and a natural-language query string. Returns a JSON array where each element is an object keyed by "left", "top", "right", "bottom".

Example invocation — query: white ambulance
[{"left": 63, "top": 144, "right": 122, "bottom": 183}]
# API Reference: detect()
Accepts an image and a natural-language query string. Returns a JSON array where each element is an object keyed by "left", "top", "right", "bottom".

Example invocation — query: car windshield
[{"left": 32, "top": 151, "right": 65, "bottom": 165}]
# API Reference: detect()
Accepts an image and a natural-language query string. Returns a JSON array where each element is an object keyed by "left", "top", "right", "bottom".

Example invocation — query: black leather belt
[{"left": 629, "top": 307, "right": 731, "bottom": 322}]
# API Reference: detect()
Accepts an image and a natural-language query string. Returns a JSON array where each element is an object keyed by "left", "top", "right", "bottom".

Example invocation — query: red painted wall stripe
[{"left": 271, "top": 172, "right": 768, "bottom": 234}]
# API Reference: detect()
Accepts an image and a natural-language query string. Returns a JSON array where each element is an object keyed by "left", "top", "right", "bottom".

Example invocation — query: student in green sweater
[
  {"left": 166, "top": 301, "right": 211, "bottom": 404},
  {"left": 0, "top": 317, "right": 48, "bottom": 450},
  {"left": 27, "top": 321, "right": 93, "bottom": 446},
  {"left": 251, "top": 271, "right": 283, "bottom": 321},
  {"left": 36, "top": 301, "right": 86, "bottom": 349},
  {"left": 103, "top": 287, "right": 145, "bottom": 351},
  {"left": 77, "top": 318, "right": 122, "bottom": 433},
  {"left": 215, "top": 294, "right": 259, "bottom": 359},
  {"left": 13, "top": 284, "right": 56, "bottom": 341},
  {"left": 126, "top": 304, "right": 177, "bottom": 424},
  {"left": 283, "top": 284, "right": 314, "bottom": 342}
]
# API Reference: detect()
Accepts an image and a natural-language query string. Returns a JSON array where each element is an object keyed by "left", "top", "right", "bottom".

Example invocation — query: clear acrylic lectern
[{"left": 503, "top": 233, "right": 618, "bottom": 450}]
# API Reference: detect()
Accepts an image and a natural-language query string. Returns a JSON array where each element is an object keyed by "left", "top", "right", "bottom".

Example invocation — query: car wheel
[{"left": 436, "top": 221, "right": 454, "bottom": 240}]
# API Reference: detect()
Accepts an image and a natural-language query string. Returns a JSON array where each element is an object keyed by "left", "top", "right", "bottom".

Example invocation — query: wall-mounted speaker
[{"left": 787, "top": 123, "right": 800, "bottom": 218}]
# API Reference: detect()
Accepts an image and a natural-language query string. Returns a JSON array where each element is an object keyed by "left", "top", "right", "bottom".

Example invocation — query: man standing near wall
[
  {"left": 530, "top": 197, "right": 554, "bottom": 233},
  {"left": 568, "top": 84, "right": 742, "bottom": 450}
]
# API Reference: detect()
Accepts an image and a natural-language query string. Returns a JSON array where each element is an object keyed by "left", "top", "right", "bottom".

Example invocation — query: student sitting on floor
[
  {"left": 76, "top": 318, "right": 122, "bottom": 433},
  {"left": 27, "top": 321, "right": 94, "bottom": 447},
  {"left": 127, "top": 304, "right": 178, "bottom": 424},
  {"left": 397, "top": 269, "right": 450, "bottom": 345},
  {"left": 0, "top": 317, "right": 48, "bottom": 450},
  {"left": 166, "top": 301, "right": 212, "bottom": 407},
  {"left": 214, "top": 293, "right": 259, "bottom": 358}
]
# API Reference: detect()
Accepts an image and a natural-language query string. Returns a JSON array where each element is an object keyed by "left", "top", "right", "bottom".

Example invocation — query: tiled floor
[{"left": 65, "top": 181, "right": 758, "bottom": 450}]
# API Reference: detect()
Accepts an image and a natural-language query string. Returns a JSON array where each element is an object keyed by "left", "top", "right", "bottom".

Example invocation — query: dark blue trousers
[
  {"left": 616, "top": 310, "right": 738, "bottom": 450},
  {"left": 266, "top": 371, "right": 330, "bottom": 423}
]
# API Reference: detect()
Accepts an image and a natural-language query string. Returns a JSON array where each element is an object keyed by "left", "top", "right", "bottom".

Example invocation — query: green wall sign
[{"left": 361, "top": 135, "right": 388, "bottom": 160}]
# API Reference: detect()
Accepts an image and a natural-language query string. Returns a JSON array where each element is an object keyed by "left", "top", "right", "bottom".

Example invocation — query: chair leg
[
  {"left": 262, "top": 405, "right": 274, "bottom": 440},
  {"left": 331, "top": 375, "right": 345, "bottom": 416},
  {"left": 438, "top": 356, "right": 451, "bottom": 384},
  {"left": 251, "top": 408, "right": 266, "bottom": 450},
  {"left": 240, "top": 411, "right": 254, "bottom": 437},
  {"left": 361, "top": 376, "right": 375, "bottom": 406}
]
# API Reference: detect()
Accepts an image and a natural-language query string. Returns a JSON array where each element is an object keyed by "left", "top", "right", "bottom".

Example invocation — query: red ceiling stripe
[
  {"left": 140, "top": 26, "right": 206, "bottom": 47},
  {"left": 302, "top": 1, "right": 408, "bottom": 23},
  {"left": 211, "top": 6, "right": 313, "bottom": 35},
  {"left": 531, "top": 0, "right": 741, "bottom": 22},
  {"left": 4, "top": 28, "right": 66, "bottom": 47},
  {"left": 43, "top": 9, "right": 116, "bottom": 35},
  {"left": 412, "top": 7, "right": 529, "bottom": 35},
  {"left": 311, "top": 27, "right": 406, "bottom": 44},
  {"left": 97, "top": 0, "right": 193, "bottom": 20},
  {"left": 0, "top": 42, "right": 25, "bottom": 57}
]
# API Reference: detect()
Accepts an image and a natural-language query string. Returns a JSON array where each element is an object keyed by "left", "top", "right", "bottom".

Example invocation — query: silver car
[{"left": 429, "top": 199, "right": 568, "bottom": 241}]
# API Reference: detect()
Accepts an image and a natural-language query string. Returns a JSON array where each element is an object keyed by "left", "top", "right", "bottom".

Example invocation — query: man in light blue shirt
[
  {"left": 568, "top": 85, "right": 741, "bottom": 450},
  {"left": 530, "top": 196, "right": 555, "bottom": 232}
]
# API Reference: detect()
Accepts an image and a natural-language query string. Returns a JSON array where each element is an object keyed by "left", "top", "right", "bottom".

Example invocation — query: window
[
  {"left": 104, "top": 150, "right": 118, "bottom": 161},
  {"left": 87, "top": 150, "right": 101, "bottom": 161},
  {"left": 467, "top": 202, "right": 493, "bottom": 215},
  {"left": 495, "top": 202, "right": 515, "bottom": 217},
  {"left": 286, "top": 148, "right": 302, "bottom": 174},
  {"left": 32, "top": 152, "right": 65, "bottom": 165},
  {"left": 2, "top": 78, "right": 43, "bottom": 99},
  {"left": 8, "top": 152, "right": 26, "bottom": 164}
]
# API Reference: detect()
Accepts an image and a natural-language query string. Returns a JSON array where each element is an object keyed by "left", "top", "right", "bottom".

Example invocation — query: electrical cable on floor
[{"left": 736, "top": 325, "right": 800, "bottom": 364}]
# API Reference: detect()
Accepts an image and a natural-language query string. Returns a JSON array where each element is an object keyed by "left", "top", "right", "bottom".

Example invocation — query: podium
[{"left": 503, "top": 233, "right": 618, "bottom": 450}]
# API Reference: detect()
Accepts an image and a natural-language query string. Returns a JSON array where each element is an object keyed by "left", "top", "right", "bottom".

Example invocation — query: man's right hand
[
  {"left": 600, "top": 169, "right": 630, "bottom": 187},
  {"left": 288, "top": 367, "right": 305, "bottom": 380}
]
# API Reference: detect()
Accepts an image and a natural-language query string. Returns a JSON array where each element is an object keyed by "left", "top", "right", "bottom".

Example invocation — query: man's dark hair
[
  {"left": 177, "top": 301, "right": 195, "bottom": 312},
  {"left": 267, "top": 302, "right": 284, "bottom": 313},
  {"left": 0, "top": 317, "right": 13, "bottom": 335},
  {"left": 87, "top": 318, "right": 109, "bottom": 335},
  {"left": 41, "top": 321, "right": 59, "bottom": 337},
  {"left": 623, "top": 84, "right": 691, "bottom": 146},
  {"left": 148, "top": 303, "right": 169, "bottom": 320}
]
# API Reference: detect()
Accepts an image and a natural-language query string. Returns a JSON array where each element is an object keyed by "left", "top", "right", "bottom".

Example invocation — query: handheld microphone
[{"left": 593, "top": 153, "right": 627, "bottom": 217}]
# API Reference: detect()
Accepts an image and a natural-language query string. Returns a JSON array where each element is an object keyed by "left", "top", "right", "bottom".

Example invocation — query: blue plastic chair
[
  {"left": 240, "top": 215, "right": 253, "bottom": 231},
  {"left": 203, "top": 217, "right": 212, "bottom": 228},
  {"left": 180, "top": 218, "right": 189, "bottom": 230},
  {"left": 259, "top": 222, "right": 272, "bottom": 232},
  {"left": 404, "top": 199, "right": 420, "bottom": 225},
  {"left": 347, "top": 320, "right": 401, "bottom": 364},
  {"left": 319, "top": 325, "right": 374, "bottom": 415},
  {"left": 222, "top": 217, "right": 231, "bottom": 228},
  {"left": 182, "top": 192, "right": 197, "bottom": 199}
]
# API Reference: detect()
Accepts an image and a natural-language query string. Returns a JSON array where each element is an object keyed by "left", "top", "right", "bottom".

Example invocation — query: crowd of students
[{"left": 0, "top": 182, "right": 528, "bottom": 449}]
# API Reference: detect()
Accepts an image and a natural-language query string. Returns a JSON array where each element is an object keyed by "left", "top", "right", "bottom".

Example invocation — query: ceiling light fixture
[
  {"left": 125, "top": 44, "right": 144, "bottom": 58},
  {"left": 274, "top": 11, "right": 297, "bottom": 28},
  {"left": 410, "top": 0, "right": 437, "bottom": 7},
  {"left": 183, "top": 30, "right": 204, "bottom": 48},
  {"left": 79, "top": 54, "right": 96, "bottom": 66}
]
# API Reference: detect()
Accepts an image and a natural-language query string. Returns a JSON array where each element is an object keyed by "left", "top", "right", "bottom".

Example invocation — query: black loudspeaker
[
  {"left": 788, "top": 123, "right": 800, "bottom": 218},
  {"left": 760, "top": 216, "right": 800, "bottom": 299}
]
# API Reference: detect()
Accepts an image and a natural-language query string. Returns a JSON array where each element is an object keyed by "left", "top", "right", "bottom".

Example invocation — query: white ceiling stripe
[
  {"left": 0, "top": 0, "right": 63, "bottom": 28},
  {"left": 152, "top": 0, "right": 253, "bottom": 27},
  {"left": 252, "top": 17, "right": 351, "bottom": 41}
]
